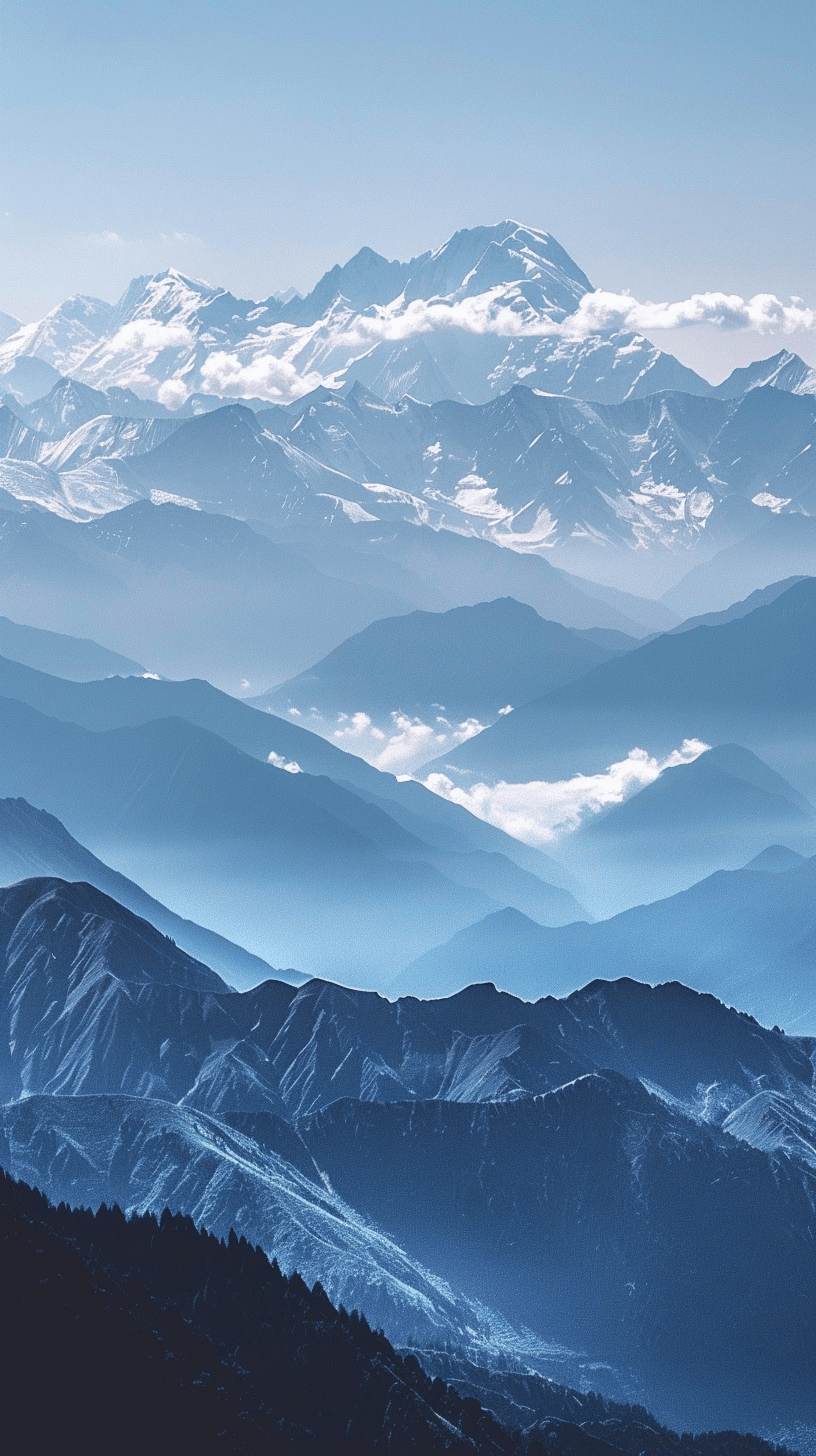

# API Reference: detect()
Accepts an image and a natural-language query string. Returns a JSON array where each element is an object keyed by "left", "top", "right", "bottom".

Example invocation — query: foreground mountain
[
  {"left": 298, "top": 1071, "right": 816, "bottom": 1435},
  {"left": 4, "top": 876, "right": 810, "bottom": 1128},
  {"left": 2, "top": 875, "right": 814, "bottom": 1436},
  {"left": 4, "top": 1176, "right": 787, "bottom": 1456},
  {"left": 399, "top": 850, "right": 816, "bottom": 1032},
  {"left": 0, "top": 1172, "right": 515, "bottom": 1455}
]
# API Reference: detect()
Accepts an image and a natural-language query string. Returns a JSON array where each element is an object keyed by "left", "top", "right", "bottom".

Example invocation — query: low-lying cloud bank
[
  {"left": 331, "top": 709, "right": 486, "bottom": 773},
  {"left": 421, "top": 739, "right": 710, "bottom": 846}
]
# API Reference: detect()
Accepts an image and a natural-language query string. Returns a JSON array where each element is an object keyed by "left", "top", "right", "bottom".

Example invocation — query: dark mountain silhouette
[
  {"left": 0, "top": 1172, "right": 514, "bottom": 1455},
  {"left": 2, "top": 876, "right": 814, "bottom": 1435},
  {"left": 4, "top": 876, "right": 811, "bottom": 1123},
  {"left": 3, "top": 1174, "right": 786, "bottom": 1456},
  {"left": 297, "top": 1072, "right": 816, "bottom": 1435}
]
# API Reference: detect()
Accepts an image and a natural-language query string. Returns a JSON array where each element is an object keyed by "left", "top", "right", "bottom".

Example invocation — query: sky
[{"left": 1, "top": 0, "right": 814, "bottom": 379}]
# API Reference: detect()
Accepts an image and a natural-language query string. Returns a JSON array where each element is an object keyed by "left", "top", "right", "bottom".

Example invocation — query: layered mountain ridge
[{"left": 1, "top": 873, "right": 815, "bottom": 1437}]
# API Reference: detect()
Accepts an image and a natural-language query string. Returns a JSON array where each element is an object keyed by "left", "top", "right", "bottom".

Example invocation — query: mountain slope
[
  {"left": 0, "top": 225, "right": 712, "bottom": 411},
  {"left": 297, "top": 1074, "right": 816, "bottom": 1435},
  {"left": 0, "top": 656, "right": 585, "bottom": 929},
  {"left": 557, "top": 744, "right": 815, "bottom": 912},
  {"left": 254, "top": 598, "right": 628, "bottom": 731},
  {"left": 422, "top": 576, "right": 816, "bottom": 791},
  {"left": 0, "top": 612, "right": 145, "bottom": 679},
  {"left": 0, "top": 799, "right": 298, "bottom": 989},
  {"left": 0, "top": 698, "right": 524, "bottom": 978},
  {"left": 3, "top": 1172, "right": 528, "bottom": 1455},
  {"left": 0, "top": 498, "right": 414, "bottom": 689}
]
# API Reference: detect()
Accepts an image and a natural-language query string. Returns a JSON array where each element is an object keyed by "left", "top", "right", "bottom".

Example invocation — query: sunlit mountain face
[{"left": 1, "top": 221, "right": 814, "bottom": 1455}]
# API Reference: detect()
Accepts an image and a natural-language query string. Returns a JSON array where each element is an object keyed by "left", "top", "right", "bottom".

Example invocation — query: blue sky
[{"left": 2, "top": 0, "right": 814, "bottom": 376}]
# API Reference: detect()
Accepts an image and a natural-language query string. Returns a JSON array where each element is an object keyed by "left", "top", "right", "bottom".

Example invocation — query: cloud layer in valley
[
  {"left": 421, "top": 740, "right": 710, "bottom": 846},
  {"left": 287, "top": 708, "right": 488, "bottom": 774}
]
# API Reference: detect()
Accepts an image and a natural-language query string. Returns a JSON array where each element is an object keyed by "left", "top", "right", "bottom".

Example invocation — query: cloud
[
  {"left": 268, "top": 750, "right": 301, "bottom": 773},
  {"left": 560, "top": 290, "right": 816, "bottom": 339},
  {"left": 200, "top": 281, "right": 815, "bottom": 403},
  {"left": 289, "top": 283, "right": 816, "bottom": 357},
  {"left": 199, "top": 349, "right": 329, "bottom": 403},
  {"left": 421, "top": 739, "right": 709, "bottom": 846},
  {"left": 100, "top": 319, "right": 195, "bottom": 358},
  {"left": 87, "top": 231, "right": 127, "bottom": 247},
  {"left": 330, "top": 710, "right": 486, "bottom": 773},
  {"left": 157, "top": 377, "right": 190, "bottom": 408}
]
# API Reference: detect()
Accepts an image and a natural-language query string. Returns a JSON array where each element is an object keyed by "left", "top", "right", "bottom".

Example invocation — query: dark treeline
[{"left": 1, "top": 1170, "right": 796, "bottom": 1456}]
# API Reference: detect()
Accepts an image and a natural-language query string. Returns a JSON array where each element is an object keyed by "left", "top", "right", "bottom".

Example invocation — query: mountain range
[
  {"left": 399, "top": 845, "right": 816, "bottom": 1032},
  {"left": 1, "top": 874, "right": 814, "bottom": 1439},
  {"left": 3, "top": 224, "right": 815, "bottom": 417},
  {"left": 0, "top": 496, "right": 675, "bottom": 692},
  {"left": 3, "top": 372, "right": 815, "bottom": 608},
  {"left": 0, "top": 665, "right": 586, "bottom": 979},
  {"left": 1, "top": 220, "right": 814, "bottom": 610},
  {"left": 252, "top": 597, "right": 633, "bottom": 766}
]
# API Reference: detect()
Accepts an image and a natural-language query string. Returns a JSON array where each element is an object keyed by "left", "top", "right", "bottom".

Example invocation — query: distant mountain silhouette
[
  {"left": 423, "top": 576, "right": 816, "bottom": 791},
  {"left": 0, "top": 798, "right": 298, "bottom": 989},
  {"left": 398, "top": 851, "right": 816, "bottom": 1031},
  {"left": 0, "top": 499, "right": 412, "bottom": 690},
  {"left": 0, "top": 613, "right": 144, "bottom": 679},
  {"left": 0, "top": 651, "right": 584, "bottom": 913},
  {"left": 254, "top": 597, "right": 628, "bottom": 725},
  {"left": 559, "top": 744, "right": 815, "bottom": 911}
]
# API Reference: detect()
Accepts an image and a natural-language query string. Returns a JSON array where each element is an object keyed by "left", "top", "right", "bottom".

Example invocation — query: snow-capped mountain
[
  {"left": 0, "top": 223, "right": 713, "bottom": 408},
  {"left": 3, "top": 377, "right": 813, "bottom": 581}
]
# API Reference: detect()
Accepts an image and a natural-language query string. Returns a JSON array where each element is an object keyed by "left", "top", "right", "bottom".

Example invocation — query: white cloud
[
  {"left": 560, "top": 290, "right": 816, "bottom": 340},
  {"left": 107, "top": 319, "right": 195, "bottom": 354},
  {"left": 421, "top": 739, "right": 710, "bottom": 846},
  {"left": 199, "top": 349, "right": 329, "bottom": 403},
  {"left": 268, "top": 750, "right": 301, "bottom": 773},
  {"left": 330, "top": 709, "right": 486, "bottom": 773},
  {"left": 299, "top": 283, "right": 816, "bottom": 353},
  {"left": 157, "top": 377, "right": 190, "bottom": 408}
]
